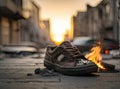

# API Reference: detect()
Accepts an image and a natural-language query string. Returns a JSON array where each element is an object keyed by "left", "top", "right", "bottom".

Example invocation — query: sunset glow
[
  {"left": 51, "top": 34, "right": 64, "bottom": 45},
  {"left": 40, "top": 0, "right": 102, "bottom": 44},
  {"left": 50, "top": 18, "right": 70, "bottom": 44}
]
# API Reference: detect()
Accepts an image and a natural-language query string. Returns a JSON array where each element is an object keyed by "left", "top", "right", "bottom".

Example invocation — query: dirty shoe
[{"left": 44, "top": 41, "right": 98, "bottom": 75}]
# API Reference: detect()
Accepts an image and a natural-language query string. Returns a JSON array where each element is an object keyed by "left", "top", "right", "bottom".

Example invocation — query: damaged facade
[
  {"left": 21, "top": 0, "right": 41, "bottom": 47},
  {"left": 0, "top": 0, "right": 51, "bottom": 47},
  {"left": 39, "top": 20, "right": 51, "bottom": 46},
  {"left": 72, "top": 0, "right": 120, "bottom": 41},
  {"left": 72, "top": 12, "right": 88, "bottom": 37},
  {"left": 0, "top": 0, "right": 24, "bottom": 45}
]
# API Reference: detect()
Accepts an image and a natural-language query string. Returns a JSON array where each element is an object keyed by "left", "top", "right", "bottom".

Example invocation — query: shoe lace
[{"left": 65, "top": 46, "right": 82, "bottom": 59}]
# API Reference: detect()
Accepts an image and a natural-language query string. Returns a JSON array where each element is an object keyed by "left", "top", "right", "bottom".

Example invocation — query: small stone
[{"left": 27, "top": 73, "right": 33, "bottom": 76}]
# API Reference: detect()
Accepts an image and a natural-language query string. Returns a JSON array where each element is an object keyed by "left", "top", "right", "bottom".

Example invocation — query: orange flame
[{"left": 85, "top": 41, "right": 106, "bottom": 70}]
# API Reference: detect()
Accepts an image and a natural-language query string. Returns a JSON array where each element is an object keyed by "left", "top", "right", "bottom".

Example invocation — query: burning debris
[
  {"left": 85, "top": 41, "right": 106, "bottom": 71},
  {"left": 85, "top": 41, "right": 116, "bottom": 72}
]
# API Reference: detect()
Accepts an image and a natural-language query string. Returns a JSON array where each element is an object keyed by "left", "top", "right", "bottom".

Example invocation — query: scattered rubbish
[
  {"left": 34, "top": 68, "right": 58, "bottom": 77},
  {"left": 99, "top": 62, "right": 119, "bottom": 73}
]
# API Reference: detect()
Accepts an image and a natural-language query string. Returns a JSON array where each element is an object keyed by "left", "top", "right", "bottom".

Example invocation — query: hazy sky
[{"left": 39, "top": 0, "right": 102, "bottom": 42}]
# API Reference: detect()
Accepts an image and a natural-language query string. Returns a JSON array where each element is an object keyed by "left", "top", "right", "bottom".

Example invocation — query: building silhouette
[
  {"left": 72, "top": 0, "right": 120, "bottom": 42},
  {"left": 0, "top": 0, "right": 51, "bottom": 47}
]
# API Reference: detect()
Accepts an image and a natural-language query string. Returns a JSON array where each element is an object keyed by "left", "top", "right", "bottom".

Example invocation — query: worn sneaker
[{"left": 44, "top": 41, "right": 98, "bottom": 75}]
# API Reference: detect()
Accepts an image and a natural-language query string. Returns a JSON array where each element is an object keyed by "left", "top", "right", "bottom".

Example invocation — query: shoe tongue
[{"left": 59, "top": 41, "right": 72, "bottom": 48}]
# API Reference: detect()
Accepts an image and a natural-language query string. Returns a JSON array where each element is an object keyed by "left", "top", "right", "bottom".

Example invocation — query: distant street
[{"left": 0, "top": 50, "right": 120, "bottom": 89}]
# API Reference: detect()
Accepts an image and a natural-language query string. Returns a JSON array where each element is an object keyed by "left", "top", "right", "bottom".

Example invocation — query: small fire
[{"left": 85, "top": 41, "right": 106, "bottom": 70}]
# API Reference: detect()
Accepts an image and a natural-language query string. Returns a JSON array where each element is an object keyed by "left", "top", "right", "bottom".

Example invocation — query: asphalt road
[{"left": 0, "top": 52, "right": 120, "bottom": 89}]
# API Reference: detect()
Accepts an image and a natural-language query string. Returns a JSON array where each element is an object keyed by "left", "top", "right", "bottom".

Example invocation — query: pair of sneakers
[{"left": 44, "top": 41, "right": 98, "bottom": 75}]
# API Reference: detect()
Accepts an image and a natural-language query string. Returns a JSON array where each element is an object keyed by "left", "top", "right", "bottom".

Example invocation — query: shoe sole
[{"left": 44, "top": 59, "right": 98, "bottom": 76}]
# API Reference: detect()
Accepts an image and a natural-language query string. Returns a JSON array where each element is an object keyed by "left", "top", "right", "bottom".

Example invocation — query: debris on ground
[{"left": 34, "top": 68, "right": 58, "bottom": 76}]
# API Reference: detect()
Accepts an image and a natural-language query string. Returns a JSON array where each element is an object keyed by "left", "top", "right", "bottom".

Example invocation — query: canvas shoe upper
[{"left": 45, "top": 41, "right": 93, "bottom": 67}]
